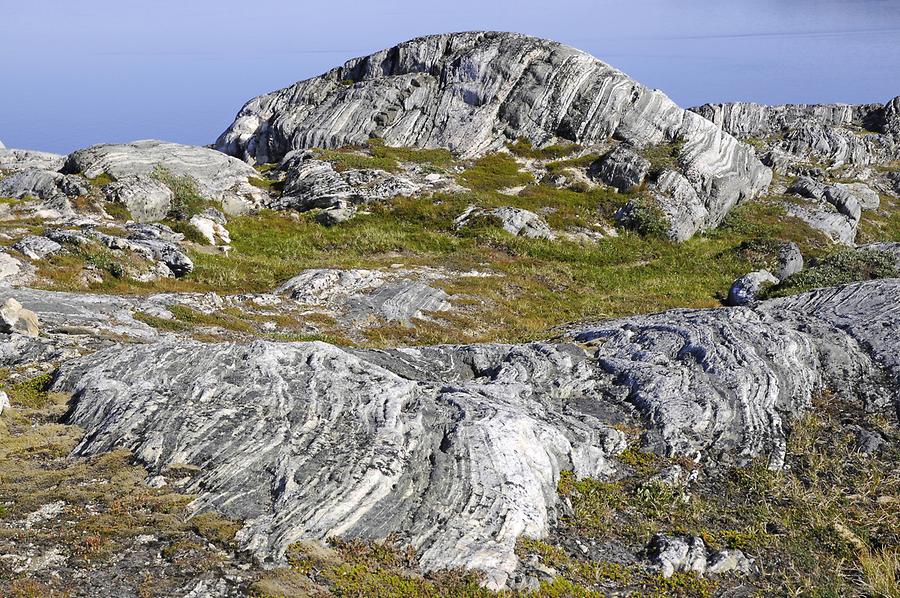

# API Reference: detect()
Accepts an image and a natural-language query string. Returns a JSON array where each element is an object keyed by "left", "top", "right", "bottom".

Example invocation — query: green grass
[
  {"left": 508, "top": 138, "right": 582, "bottom": 160},
  {"left": 545, "top": 153, "right": 602, "bottom": 175},
  {"left": 87, "top": 173, "right": 116, "bottom": 187},
  {"left": 151, "top": 166, "right": 217, "bottom": 220},
  {"left": 642, "top": 139, "right": 686, "bottom": 176},
  {"left": 459, "top": 153, "right": 535, "bottom": 191},
  {"left": 536, "top": 391, "right": 899, "bottom": 596},
  {"left": 765, "top": 248, "right": 899, "bottom": 298}
]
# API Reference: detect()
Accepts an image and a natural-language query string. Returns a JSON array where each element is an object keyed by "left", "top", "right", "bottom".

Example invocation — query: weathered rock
[
  {"left": 0, "top": 390, "right": 8, "bottom": 415},
  {"left": 103, "top": 175, "right": 175, "bottom": 222},
  {"left": 315, "top": 204, "right": 356, "bottom": 226},
  {"left": 455, "top": 206, "right": 555, "bottom": 239},
  {"left": 785, "top": 177, "right": 862, "bottom": 245},
  {"left": 53, "top": 279, "right": 900, "bottom": 586},
  {"left": 0, "top": 252, "right": 35, "bottom": 286},
  {"left": 691, "top": 99, "right": 899, "bottom": 166},
  {"left": 647, "top": 534, "right": 707, "bottom": 578},
  {"left": 12, "top": 236, "right": 63, "bottom": 261},
  {"left": 727, "top": 270, "right": 778, "bottom": 306},
  {"left": 276, "top": 268, "right": 450, "bottom": 324},
  {"left": 705, "top": 549, "right": 754, "bottom": 575},
  {"left": 217, "top": 32, "right": 771, "bottom": 239},
  {"left": 650, "top": 170, "right": 706, "bottom": 241},
  {"left": 62, "top": 140, "right": 265, "bottom": 215},
  {"left": 189, "top": 209, "right": 231, "bottom": 246},
  {"left": 0, "top": 297, "right": 40, "bottom": 337},
  {"left": 589, "top": 145, "right": 650, "bottom": 192},
  {"left": 824, "top": 185, "right": 862, "bottom": 222},
  {"left": 0, "top": 148, "right": 66, "bottom": 172},
  {"left": 777, "top": 242, "right": 804, "bottom": 281},
  {"left": 787, "top": 176, "right": 827, "bottom": 201},
  {"left": 837, "top": 182, "right": 880, "bottom": 211},
  {"left": 275, "top": 156, "right": 421, "bottom": 211},
  {"left": 0, "top": 168, "right": 88, "bottom": 214}
]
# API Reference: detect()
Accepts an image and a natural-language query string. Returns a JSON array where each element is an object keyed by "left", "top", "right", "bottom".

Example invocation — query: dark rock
[{"left": 589, "top": 145, "right": 650, "bottom": 192}]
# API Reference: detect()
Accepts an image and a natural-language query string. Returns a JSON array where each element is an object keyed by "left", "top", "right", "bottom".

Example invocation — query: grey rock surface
[
  {"left": 0, "top": 148, "right": 66, "bottom": 172},
  {"left": 102, "top": 175, "right": 175, "bottom": 222},
  {"left": 276, "top": 268, "right": 450, "bottom": 324},
  {"left": 455, "top": 206, "right": 555, "bottom": 239},
  {"left": 0, "top": 168, "right": 89, "bottom": 215},
  {"left": 12, "top": 235, "right": 63, "bottom": 260},
  {"left": 650, "top": 170, "right": 706, "bottom": 241},
  {"left": 589, "top": 145, "right": 650, "bottom": 192},
  {"left": 0, "top": 252, "right": 35, "bottom": 286},
  {"left": 62, "top": 140, "right": 265, "bottom": 215},
  {"left": 647, "top": 534, "right": 707, "bottom": 578},
  {"left": 274, "top": 155, "right": 428, "bottom": 212},
  {"left": 0, "top": 297, "right": 40, "bottom": 337},
  {"left": 691, "top": 98, "right": 900, "bottom": 168},
  {"left": 727, "top": 270, "right": 778, "bottom": 306},
  {"left": 777, "top": 242, "right": 804, "bottom": 281},
  {"left": 216, "top": 32, "right": 770, "bottom": 239},
  {"left": 785, "top": 177, "right": 863, "bottom": 245},
  {"left": 53, "top": 278, "right": 900, "bottom": 586},
  {"left": 315, "top": 204, "right": 356, "bottom": 226}
]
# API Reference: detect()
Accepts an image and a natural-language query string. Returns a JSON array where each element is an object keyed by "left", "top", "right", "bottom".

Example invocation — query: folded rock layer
[
  {"left": 53, "top": 278, "right": 898, "bottom": 588},
  {"left": 215, "top": 31, "right": 771, "bottom": 237}
]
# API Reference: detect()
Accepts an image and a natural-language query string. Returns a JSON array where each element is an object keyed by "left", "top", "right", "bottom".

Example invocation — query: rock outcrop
[
  {"left": 54, "top": 278, "right": 900, "bottom": 588},
  {"left": 62, "top": 140, "right": 266, "bottom": 215},
  {"left": 276, "top": 268, "right": 451, "bottom": 324},
  {"left": 455, "top": 205, "right": 555, "bottom": 239},
  {"left": 216, "top": 32, "right": 771, "bottom": 239},
  {"left": 0, "top": 148, "right": 66, "bottom": 172},
  {"left": 691, "top": 97, "right": 900, "bottom": 167},
  {"left": 102, "top": 175, "right": 175, "bottom": 222},
  {"left": 0, "top": 168, "right": 89, "bottom": 214}
]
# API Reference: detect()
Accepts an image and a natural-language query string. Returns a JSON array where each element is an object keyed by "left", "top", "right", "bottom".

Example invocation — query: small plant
[
  {"left": 152, "top": 166, "right": 214, "bottom": 220},
  {"left": 615, "top": 197, "right": 670, "bottom": 238},
  {"left": 766, "top": 248, "right": 898, "bottom": 298}
]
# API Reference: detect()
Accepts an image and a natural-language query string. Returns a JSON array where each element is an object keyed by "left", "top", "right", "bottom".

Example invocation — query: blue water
[{"left": 2, "top": 0, "right": 898, "bottom": 153}]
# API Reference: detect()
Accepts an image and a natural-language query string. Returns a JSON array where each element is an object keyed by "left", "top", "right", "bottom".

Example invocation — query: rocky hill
[
  {"left": 0, "top": 31, "right": 898, "bottom": 598},
  {"left": 216, "top": 31, "right": 772, "bottom": 240}
]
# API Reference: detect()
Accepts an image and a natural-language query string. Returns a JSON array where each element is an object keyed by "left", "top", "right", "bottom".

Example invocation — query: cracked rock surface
[{"left": 52, "top": 278, "right": 900, "bottom": 588}]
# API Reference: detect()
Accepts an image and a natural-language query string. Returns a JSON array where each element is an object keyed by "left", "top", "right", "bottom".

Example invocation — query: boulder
[
  {"left": 216, "top": 32, "right": 771, "bottom": 240},
  {"left": 706, "top": 549, "right": 754, "bottom": 575},
  {"left": 62, "top": 140, "right": 265, "bottom": 215},
  {"left": 455, "top": 206, "right": 555, "bottom": 240},
  {"left": 0, "top": 252, "right": 35, "bottom": 286},
  {"left": 0, "top": 297, "right": 40, "bottom": 337},
  {"left": 589, "top": 145, "right": 650, "bottom": 192},
  {"left": 835, "top": 182, "right": 880, "bottom": 211},
  {"left": 275, "top": 156, "right": 421, "bottom": 211},
  {"left": 787, "top": 176, "right": 827, "bottom": 200},
  {"left": 824, "top": 186, "right": 862, "bottom": 222},
  {"left": 12, "top": 236, "right": 63, "bottom": 260},
  {"left": 103, "top": 175, "right": 174, "bottom": 222},
  {"left": 0, "top": 168, "right": 89, "bottom": 214},
  {"left": 0, "top": 390, "right": 8, "bottom": 415},
  {"left": 315, "top": 204, "right": 357, "bottom": 226},
  {"left": 276, "top": 268, "right": 450, "bottom": 324},
  {"left": 650, "top": 170, "right": 707, "bottom": 241},
  {"left": 189, "top": 209, "right": 231, "bottom": 245},
  {"left": 0, "top": 148, "right": 66, "bottom": 172},
  {"left": 647, "top": 535, "right": 707, "bottom": 578},
  {"left": 776, "top": 242, "right": 804, "bottom": 281},
  {"left": 727, "top": 270, "right": 778, "bottom": 306}
]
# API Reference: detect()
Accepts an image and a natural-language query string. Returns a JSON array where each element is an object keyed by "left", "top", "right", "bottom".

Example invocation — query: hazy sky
[{"left": 2, "top": 0, "right": 898, "bottom": 153}]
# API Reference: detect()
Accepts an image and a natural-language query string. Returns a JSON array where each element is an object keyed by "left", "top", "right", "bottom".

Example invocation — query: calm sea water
[{"left": 2, "top": 0, "right": 898, "bottom": 153}]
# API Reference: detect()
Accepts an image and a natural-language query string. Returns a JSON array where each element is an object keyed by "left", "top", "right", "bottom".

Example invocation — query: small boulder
[
  {"left": 316, "top": 204, "right": 357, "bottom": 226},
  {"left": 189, "top": 209, "right": 231, "bottom": 245},
  {"left": 787, "top": 176, "right": 827, "bottom": 200},
  {"left": 706, "top": 549, "right": 754, "bottom": 575},
  {"left": 12, "top": 236, "right": 63, "bottom": 261},
  {"left": 835, "top": 182, "right": 880, "bottom": 211},
  {"left": 456, "top": 206, "right": 555, "bottom": 239},
  {"left": 647, "top": 534, "right": 707, "bottom": 578},
  {"left": 0, "top": 252, "right": 35, "bottom": 286},
  {"left": 589, "top": 145, "right": 651, "bottom": 192},
  {"left": 103, "top": 175, "right": 174, "bottom": 222},
  {"left": 0, "top": 390, "right": 9, "bottom": 415},
  {"left": 776, "top": 242, "right": 804, "bottom": 281},
  {"left": 823, "top": 185, "right": 862, "bottom": 222},
  {"left": 727, "top": 270, "right": 778, "bottom": 306},
  {"left": 0, "top": 297, "right": 40, "bottom": 337}
]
